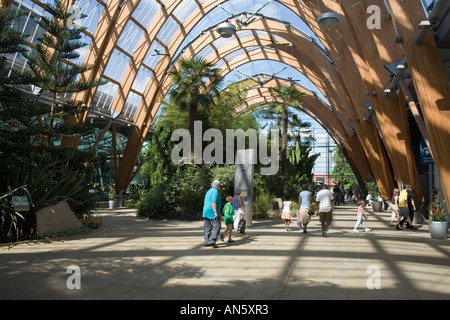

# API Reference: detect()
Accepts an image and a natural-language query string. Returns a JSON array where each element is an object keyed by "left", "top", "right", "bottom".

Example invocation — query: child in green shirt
[{"left": 220, "top": 196, "right": 235, "bottom": 243}]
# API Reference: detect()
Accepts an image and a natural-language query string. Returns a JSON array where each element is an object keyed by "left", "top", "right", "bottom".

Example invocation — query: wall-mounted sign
[
  {"left": 420, "top": 140, "right": 434, "bottom": 165},
  {"left": 12, "top": 196, "right": 30, "bottom": 212}
]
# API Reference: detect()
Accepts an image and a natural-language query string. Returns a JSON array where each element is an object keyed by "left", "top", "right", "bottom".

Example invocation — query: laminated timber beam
[
  {"left": 60, "top": 0, "right": 140, "bottom": 149},
  {"left": 240, "top": 80, "right": 372, "bottom": 187},
  {"left": 339, "top": 0, "right": 422, "bottom": 200},
  {"left": 199, "top": 32, "right": 392, "bottom": 197},
  {"left": 385, "top": 0, "right": 450, "bottom": 206},
  {"left": 9, "top": 0, "right": 441, "bottom": 200},
  {"left": 119, "top": 12, "right": 394, "bottom": 193},
  {"left": 299, "top": 0, "right": 395, "bottom": 199}
]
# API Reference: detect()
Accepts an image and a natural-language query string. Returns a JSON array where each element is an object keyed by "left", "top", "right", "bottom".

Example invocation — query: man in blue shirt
[{"left": 203, "top": 180, "right": 222, "bottom": 248}]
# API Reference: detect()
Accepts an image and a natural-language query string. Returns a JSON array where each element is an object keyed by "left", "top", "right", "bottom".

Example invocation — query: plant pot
[
  {"left": 108, "top": 200, "right": 116, "bottom": 209},
  {"left": 428, "top": 221, "right": 448, "bottom": 239},
  {"left": 371, "top": 201, "right": 383, "bottom": 212}
]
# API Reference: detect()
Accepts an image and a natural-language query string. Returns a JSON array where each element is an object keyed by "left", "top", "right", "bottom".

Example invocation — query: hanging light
[
  {"left": 318, "top": 12, "right": 340, "bottom": 29},
  {"left": 216, "top": 22, "right": 236, "bottom": 38}
]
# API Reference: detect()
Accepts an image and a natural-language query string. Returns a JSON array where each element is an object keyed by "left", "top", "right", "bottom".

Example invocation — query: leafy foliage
[
  {"left": 0, "top": 4, "right": 104, "bottom": 241},
  {"left": 428, "top": 198, "right": 447, "bottom": 222},
  {"left": 139, "top": 59, "right": 321, "bottom": 220},
  {"left": 331, "top": 147, "right": 358, "bottom": 191}
]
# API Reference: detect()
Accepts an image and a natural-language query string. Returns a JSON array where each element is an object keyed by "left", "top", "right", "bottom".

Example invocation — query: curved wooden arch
[
  {"left": 240, "top": 82, "right": 370, "bottom": 189},
  {"left": 4, "top": 0, "right": 448, "bottom": 203},
  {"left": 114, "top": 14, "right": 402, "bottom": 197},
  {"left": 158, "top": 21, "right": 396, "bottom": 196}
]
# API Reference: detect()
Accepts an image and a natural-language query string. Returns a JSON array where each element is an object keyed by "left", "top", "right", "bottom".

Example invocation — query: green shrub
[
  {"left": 137, "top": 186, "right": 173, "bottom": 219},
  {"left": 253, "top": 192, "right": 274, "bottom": 219}
]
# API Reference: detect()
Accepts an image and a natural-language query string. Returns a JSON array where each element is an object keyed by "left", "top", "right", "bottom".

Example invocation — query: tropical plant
[
  {"left": 6, "top": 156, "right": 97, "bottom": 216},
  {"left": 284, "top": 140, "right": 320, "bottom": 198},
  {"left": 0, "top": 186, "right": 29, "bottom": 242},
  {"left": 331, "top": 147, "right": 357, "bottom": 191},
  {"left": 168, "top": 57, "right": 224, "bottom": 152},
  {"left": 268, "top": 84, "right": 307, "bottom": 173}
]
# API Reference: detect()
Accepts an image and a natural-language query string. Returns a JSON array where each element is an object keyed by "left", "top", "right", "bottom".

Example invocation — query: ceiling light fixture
[
  {"left": 216, "top": 22, "right": 236, "bottom": 38},
  {"left": 318, "top": 12, "right": 340, "bottom": 29}
]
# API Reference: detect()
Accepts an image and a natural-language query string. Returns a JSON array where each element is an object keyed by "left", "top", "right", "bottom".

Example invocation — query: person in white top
[
  {"left": 298, "top": 184, "right": 313, "bottom": 233},
  {"left": 315, "top": 184, "right": 334, "bottom": 237}
]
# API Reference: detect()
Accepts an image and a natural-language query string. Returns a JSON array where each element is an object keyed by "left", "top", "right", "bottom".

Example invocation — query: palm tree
[
  {"left": 168, "top": 57, "right": 223, "bottom": 152},
  {"left": 289, "top": 113, "right": 314, "bottom": 146},
  {"left": 268, "top": 84, "right": 307, "bottom": 173}
]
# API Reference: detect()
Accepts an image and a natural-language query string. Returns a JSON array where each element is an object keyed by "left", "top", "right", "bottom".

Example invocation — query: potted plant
[
  {"left": 108, "top": 186, "right": 116, "bottom": 209},
  {"left": 371, "top": 193, "right": 383, "bottom": 212},
  {"left": 428, "top": 198, "right": 448, "bottom": 239}
]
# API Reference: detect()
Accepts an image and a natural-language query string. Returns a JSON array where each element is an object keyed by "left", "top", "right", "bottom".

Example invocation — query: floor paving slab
[{"left": 0, "top": 204, "right": 449, "bottom": 301}]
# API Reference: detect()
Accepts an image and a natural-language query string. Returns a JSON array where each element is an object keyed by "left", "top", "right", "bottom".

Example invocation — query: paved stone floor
[{"left": 0, "top": 204, "right": 449, "bottom": 300}]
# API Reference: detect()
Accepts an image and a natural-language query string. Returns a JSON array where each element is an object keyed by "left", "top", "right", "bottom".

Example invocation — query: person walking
[
  {"left": 405, "top": 184, "right": 417, "bottom": 228},
  {"left": 298, "top": 184, "right": 313, "bottom": 233},
  {"left": 232, "top": 189, "right": 245, "bottom": 234},
  {"left": 202, "top": 180, "right": 222, "bottom": 248},
  {"left": 389, "top": 188, "right": 399, "bottom": 226},
  {"left": 397, "top": 184, "right": 416, "bottom": 230},
  {"left": 316, "top": 184, "right": 334, "bottom": 237},
  {"left": 353, "top": 200, "right": 371, "bottom": 232},
  {"left": 220, "top": 196, "right": 235, "bottom": 243},
  {"left": 280, "top": 200, "right": 293, "bottom": 231}
]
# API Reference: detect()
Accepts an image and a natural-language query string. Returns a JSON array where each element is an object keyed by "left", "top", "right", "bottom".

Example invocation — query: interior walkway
[{"left": 0, "top": 204, "right": 449, "bottom": 300}]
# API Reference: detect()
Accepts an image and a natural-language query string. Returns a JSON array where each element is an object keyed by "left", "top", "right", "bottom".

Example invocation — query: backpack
[{"left": 399, "top": 189, "right": 408, "bottom": 207}]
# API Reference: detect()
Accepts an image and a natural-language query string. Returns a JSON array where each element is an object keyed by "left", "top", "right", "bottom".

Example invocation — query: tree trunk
[
  {"left": 189, "top": 101, "right": 198, "bottom": 155},
  {"left": 48, "top": 91, "right": 56, "bottom": 147}
]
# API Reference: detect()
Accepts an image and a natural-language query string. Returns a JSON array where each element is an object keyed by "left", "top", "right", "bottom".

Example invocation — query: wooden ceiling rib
[{"left": 3, "top": 0, "right": 450, "bottom": 204}]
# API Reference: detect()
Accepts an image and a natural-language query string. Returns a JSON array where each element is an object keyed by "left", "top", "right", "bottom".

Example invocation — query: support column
[{"left": 234, "top": 149, "right": 255, "bottom": 227}]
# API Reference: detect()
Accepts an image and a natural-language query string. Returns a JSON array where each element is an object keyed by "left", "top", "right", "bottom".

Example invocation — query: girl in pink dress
[{"left": 280, "top": 200, "right": 293, "bottom": 231}]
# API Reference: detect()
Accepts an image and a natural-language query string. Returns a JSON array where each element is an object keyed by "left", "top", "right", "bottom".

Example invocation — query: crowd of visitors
[{"left": 202, "top": 179, "right": 420, "bottom": 247}]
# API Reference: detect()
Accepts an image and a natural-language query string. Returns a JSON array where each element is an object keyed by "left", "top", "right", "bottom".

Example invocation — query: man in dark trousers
[{"left": 202, "top": 180, "right": 222, "bottom": 248}]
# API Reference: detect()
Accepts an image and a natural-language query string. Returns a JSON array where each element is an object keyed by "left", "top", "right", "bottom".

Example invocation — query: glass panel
[
  {"left": 214, "top": 59, "right": 225, "bottom": 70},
  {"left": 72, "top": 33, "right": 92, "bottom": 65},
  {"left": 92, "top": 80, "right": 119, "bottom": 111},
  {"left": 172, "top": 0, "right": 198, "bottom": 23},
  {"left": 223, "top": 48, "right": 245, "bottom": 61},
  {"left": 73, "top": 0, "right": 105, "bottom": 35},
  {"left": 132, "top": 0, "right": 160, "bottom": 29},
  {"left": 117, "top": 20, "right": 145, "bottom": 54},
  {"left": 122, "top": 92, "right": 142, "bottom": 119},
  {"left": 143, "top": 41, "right": 166, "bottom": 70},
  {"left": 157, "top": 16, "right": 179, "bottom": 45},
  {"left": 103, "top": 48, "right": 131, "bottom": 81},
  {"left": 253, "top": 30, "right": 268, "bottom": 38},
  {"left": 214, "top": 0, "right": 324, "bottom": 49},
  {"left": 13, "top": 0, "right": 52, "bottom": 45},
  {"left": 196, "top": 44, "right": 215, "bottom": 60},
  {"left": 421, "top": 0, "right": 435, "bottom": 13},
  {"left": 132, "top": 66, "right": 153, "bottom": 93}
]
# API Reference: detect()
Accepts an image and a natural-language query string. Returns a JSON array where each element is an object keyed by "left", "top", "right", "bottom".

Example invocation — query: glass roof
[
  {"left": 8, "top": 0, "right": 333, "bottom": 122},
  {"left": 6, "top": 0, "right": 339, "bottom": 169}
]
